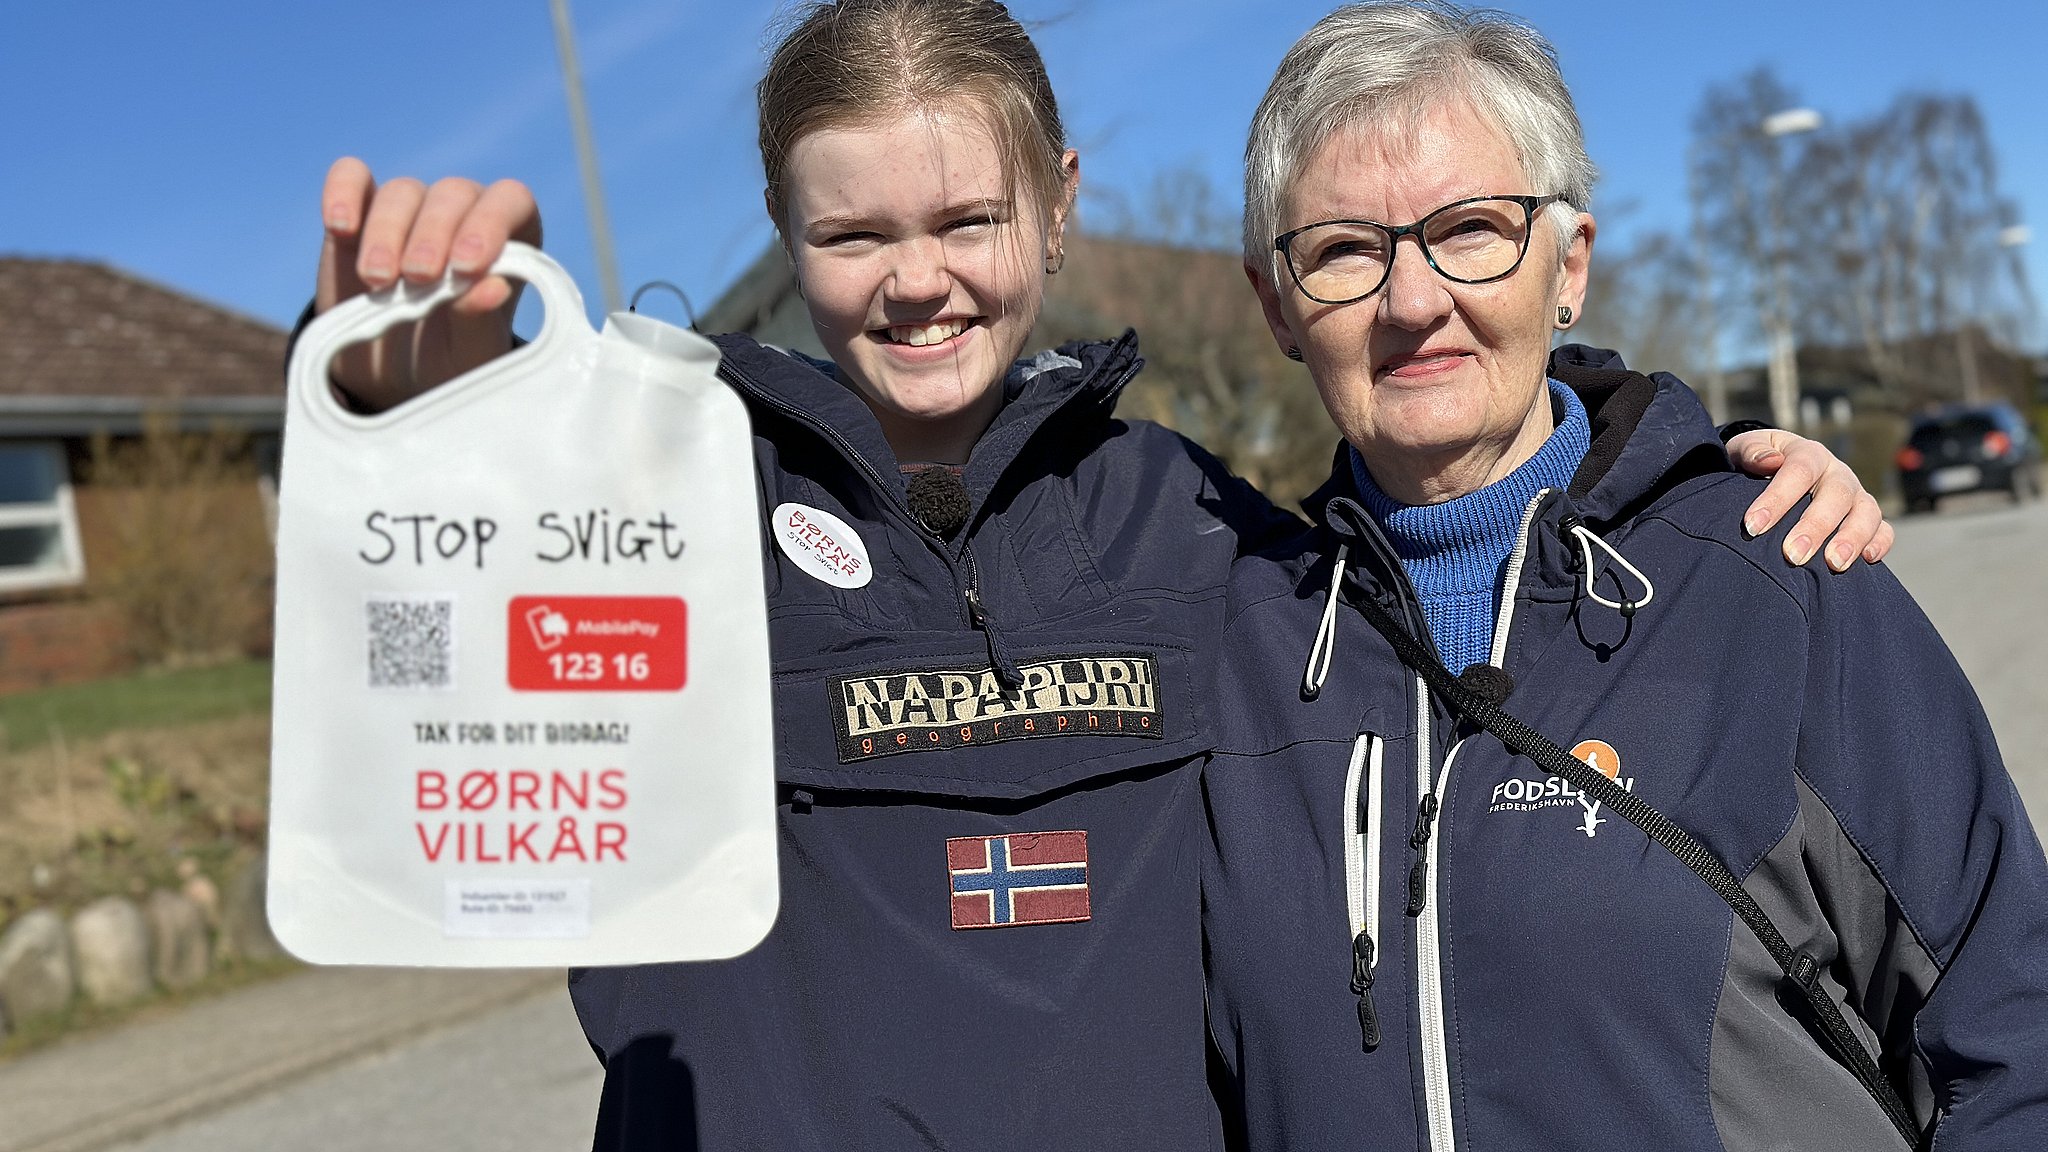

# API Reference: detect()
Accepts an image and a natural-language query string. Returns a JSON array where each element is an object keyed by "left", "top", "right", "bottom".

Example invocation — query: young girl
[{"left": 308, "top": 3, "right": 1887, "bottom": 1146}]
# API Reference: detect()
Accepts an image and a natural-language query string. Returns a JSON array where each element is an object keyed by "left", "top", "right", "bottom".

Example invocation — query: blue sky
[{"left": 4, "top": 0, "right": 2043, "bottom": 344}]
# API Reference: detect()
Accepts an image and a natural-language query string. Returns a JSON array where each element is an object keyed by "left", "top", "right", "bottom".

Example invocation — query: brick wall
[
  {"left": 0, "top": 476, "right": 275, "bottom": 695},
  {"left": 0, "top": 598, "right": 131, "bottom": 693}
]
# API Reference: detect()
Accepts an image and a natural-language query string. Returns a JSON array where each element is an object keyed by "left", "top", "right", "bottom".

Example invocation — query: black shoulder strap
[{"left": 1346, "top": 587, "right": 1923, "bottom": 1148}]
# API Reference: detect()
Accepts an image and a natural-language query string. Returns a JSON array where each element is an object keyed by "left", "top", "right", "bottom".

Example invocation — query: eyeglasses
[{"left": 1273, "top": 194, "right": 1565, "bottom": 305}]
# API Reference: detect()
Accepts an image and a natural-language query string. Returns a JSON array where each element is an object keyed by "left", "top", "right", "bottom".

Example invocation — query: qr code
[{"left": 366, "top": 597, "right": 455, "bottom": 689}]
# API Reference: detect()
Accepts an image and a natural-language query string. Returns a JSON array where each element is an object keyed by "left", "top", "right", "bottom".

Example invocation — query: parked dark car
[{"left": 1897, "top": 402, "right": 2043, "bottom": 512}]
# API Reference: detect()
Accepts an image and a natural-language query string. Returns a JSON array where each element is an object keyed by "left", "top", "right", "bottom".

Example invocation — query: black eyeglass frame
[{"left": 1273, "top": 193, "right": 1568, "bottom": 305}]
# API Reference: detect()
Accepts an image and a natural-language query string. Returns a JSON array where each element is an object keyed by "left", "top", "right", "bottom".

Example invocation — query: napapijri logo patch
[
  {"left": 831, "top": 653, "right": 1161, "bottom": 762},
  {"left": 948, "top": 831, "right": 1091, "bottom": 929},
  {"left": 1487, "top": 737, "right": 1632, "bottom": 838}
]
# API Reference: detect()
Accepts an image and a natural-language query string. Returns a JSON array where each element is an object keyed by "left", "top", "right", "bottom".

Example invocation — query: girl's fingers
[
  {"left": 354, "top": 176, "right": 427, "bottom": 289},
  {"left": 399, "top": 177, "right": 486, "bottom": 284}
]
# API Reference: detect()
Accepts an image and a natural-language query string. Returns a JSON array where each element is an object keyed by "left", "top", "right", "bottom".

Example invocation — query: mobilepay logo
[{"left": 1487, "top": 739, "right": 1631, "bottom": 838}]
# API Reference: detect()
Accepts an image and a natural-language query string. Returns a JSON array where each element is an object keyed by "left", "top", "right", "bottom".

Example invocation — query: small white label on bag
[
  {"left": 443, "top": 879, "right": 592, "bottom": 939},
  {"left": 770, "top": 502, "right": 873, "bottom": 589}
]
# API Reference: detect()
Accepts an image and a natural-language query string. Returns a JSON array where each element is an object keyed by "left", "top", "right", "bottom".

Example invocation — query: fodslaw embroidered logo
[
  {"left": 832, "top": 653, "right": 1161, "bottom": 761},
  {"left": 1486, "top": 738, "right": 1632, "bottom": 838}
]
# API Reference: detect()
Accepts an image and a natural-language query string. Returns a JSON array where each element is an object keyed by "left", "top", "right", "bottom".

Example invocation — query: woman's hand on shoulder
[
  {"left": 1726, "top": 428, "right": 1894, "bottom": 570},
  {"left": 315, "top": 157, "right": 543, "bottom": 411}
]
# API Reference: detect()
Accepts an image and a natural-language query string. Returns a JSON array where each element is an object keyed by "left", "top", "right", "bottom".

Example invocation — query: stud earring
[
  {"left": 1284, "top": 346, "right": 1305, "bottom": 362},
  {"left": 1557, "top": 305, "right": 1574, "bottom": 327},
  {"left": 1045, "top": 249, "right": 1065, "bottom": 274}
]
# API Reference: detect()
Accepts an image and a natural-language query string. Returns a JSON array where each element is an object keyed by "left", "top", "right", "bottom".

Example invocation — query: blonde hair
[{"left": 758, "top": 0, "right": 1069, "bottom": 232}]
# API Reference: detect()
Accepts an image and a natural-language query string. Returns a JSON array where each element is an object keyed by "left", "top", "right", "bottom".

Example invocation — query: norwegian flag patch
[{"left": 947, "top": 831, "right": 1091, "bottom": 929}]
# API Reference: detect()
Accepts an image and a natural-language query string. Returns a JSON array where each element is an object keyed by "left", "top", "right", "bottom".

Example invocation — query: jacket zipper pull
[
  {"left": 1351, "top": 929, "right": 1381, "bottom": 1052},
  {"left": 963, "top": 564, "right": 1024, "bottom": 690},
  {"left": 1406, "top": 793, "right": 1439, "bottom": 916}
]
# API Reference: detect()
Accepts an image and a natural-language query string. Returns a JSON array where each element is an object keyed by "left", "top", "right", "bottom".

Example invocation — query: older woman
[{"left": 1202, "top": 4, "right": 2048, "bottom": 1150}]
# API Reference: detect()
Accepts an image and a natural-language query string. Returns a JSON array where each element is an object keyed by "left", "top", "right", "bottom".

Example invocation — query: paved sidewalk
[{"left": 0, "top": 966, "right": 561, "bottom": 1152}]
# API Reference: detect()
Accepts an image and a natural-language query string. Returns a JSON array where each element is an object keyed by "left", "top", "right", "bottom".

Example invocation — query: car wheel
[{"left": 1907, "top": 496, "right": 1935, "bottom": 514}]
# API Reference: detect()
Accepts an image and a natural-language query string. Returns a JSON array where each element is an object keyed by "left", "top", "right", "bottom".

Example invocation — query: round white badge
[{"left": 770, "top": 502, "right": 873, "bottom": 589}]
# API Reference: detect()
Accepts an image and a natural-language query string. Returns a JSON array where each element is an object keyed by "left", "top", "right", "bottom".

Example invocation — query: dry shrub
[
  {"left": 1040, "top": 235, "right": 1337, "bottom": 506},
  {"left": 85, "top": 411, "right": 273, "bottom": 667},
  {"left": 0, "top": 714, "right": 269, "bottom": 923}
]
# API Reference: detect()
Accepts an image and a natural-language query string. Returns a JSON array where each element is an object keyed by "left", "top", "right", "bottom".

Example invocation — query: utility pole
[{"left": 549, "top": 0, "right": 624, "bottom": 314}]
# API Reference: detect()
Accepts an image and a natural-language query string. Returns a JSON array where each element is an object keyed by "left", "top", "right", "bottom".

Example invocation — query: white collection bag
[{"left": 270, "top": 243, "right": 778, "bottom": 967}]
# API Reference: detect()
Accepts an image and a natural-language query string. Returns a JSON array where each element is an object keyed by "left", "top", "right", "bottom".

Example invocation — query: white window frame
[{"left": 0, "top": 440, "right": 86, "bottom": 594}]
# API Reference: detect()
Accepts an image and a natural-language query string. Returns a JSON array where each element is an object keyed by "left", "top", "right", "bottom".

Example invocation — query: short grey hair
[{"left": 1242, "top": 1, "right": 1597, "bottom": 281}]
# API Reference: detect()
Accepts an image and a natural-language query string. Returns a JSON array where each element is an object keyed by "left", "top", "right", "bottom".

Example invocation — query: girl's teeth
[{"left": 889, "top": 320, "right": 967, "bottom": 346}]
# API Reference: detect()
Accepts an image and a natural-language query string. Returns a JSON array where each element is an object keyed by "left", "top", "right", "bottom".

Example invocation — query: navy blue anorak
[
  {"left": 570, "top": 331, "right": 1296, "bottom": 1151},
  {"left": 1203, "top": 349, "right": 2048, "bottom": 1151}
]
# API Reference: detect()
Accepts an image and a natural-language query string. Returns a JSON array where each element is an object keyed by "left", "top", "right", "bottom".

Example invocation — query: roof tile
[{"left": 0, "top": 258, "right": 286, "bottom": 400}]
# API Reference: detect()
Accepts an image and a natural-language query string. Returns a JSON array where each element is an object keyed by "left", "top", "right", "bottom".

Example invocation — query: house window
[{"left": 0, "top": 442, "right": 85, "bottom": 593}]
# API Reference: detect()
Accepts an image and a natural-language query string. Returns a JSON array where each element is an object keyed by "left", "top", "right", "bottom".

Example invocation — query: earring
[
  {"left": 1284, "top": 346, "right": 1305, "bottom": 362},
  {"left": 1556, "top": 305, "right": 1574, "bottom": 327},
  {"left": 1044, "top": 249, "right": 1065, "bottom": 274}
]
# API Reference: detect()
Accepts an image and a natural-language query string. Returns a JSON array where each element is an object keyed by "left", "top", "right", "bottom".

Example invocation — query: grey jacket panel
[{"left": 1709, "top": 777, "right": 1942, "bottom": 1150}]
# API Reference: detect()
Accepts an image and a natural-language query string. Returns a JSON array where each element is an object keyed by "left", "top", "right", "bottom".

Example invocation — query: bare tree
[
  {"left": 1574, "top": 205, "right": 1702, "bottom": 381},
  {"left": 1798, "top": 93, "right": 2031, "bottom": 405},
  {"left": 1693, "top": 69, "right": 2034, "bottom": 410}
]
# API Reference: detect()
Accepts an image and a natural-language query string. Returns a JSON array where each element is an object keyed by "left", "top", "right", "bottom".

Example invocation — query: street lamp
[
  {"left": 1688, "top": 106, "right": 1823, "bottom": 425},
  {"left": 1760, "top": 108, "right": 1823, "bottom": 138},
  {"left": 1967, "top": 222, "right": 2036, "bottom": 398},
  {"left": 1760, "top": 107, "right": 1822, "bottom": 429}
]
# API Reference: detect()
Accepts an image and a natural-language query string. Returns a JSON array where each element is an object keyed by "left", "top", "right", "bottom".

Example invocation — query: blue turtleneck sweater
[{"left": 1351, "top": 380, "right": 1591, "bottom": 673}]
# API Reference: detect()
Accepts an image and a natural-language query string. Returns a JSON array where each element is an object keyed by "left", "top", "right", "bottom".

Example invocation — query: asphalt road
[
  {"left": 104, "top": 981, "right": 602, "bottom": 1152},
  {"left": 71, "top": 493, "right": 2048, "bottom": 1152}
]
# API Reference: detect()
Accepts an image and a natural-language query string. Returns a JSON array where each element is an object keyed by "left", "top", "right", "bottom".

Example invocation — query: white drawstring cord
[
  {"left": 1568, "top": 523, "right": 1655, "bottom": 617},
  {"left": 1302, "top": 543, "right": 1350, "bottom": 699}
]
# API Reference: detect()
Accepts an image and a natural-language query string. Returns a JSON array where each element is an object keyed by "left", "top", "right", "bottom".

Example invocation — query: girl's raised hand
[{"left": 314, "top": 157, "right": 543, "bottom": 411}]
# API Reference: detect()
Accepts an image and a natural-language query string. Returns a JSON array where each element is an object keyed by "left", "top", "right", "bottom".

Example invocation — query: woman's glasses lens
[{"left": 1285, "top": 197, "right": 1536, "bottom": 304}]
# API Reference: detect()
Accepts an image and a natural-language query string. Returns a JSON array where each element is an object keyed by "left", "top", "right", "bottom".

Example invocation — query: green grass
[{"left": 0, "top": 660, "right": 271, "bottom": 752}]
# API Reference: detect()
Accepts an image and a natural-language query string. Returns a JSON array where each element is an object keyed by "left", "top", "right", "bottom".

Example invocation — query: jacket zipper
[
  {"left": 1413, "top": 700, "right": 1458, "bottom": 1152},
  {"left": 721, "top": 362, "right": 1021, "bottom": 681},
  {"left": 962, "top": 544, "right": 1021, "bottom": 687},
  {"left": 1488, "top": 491, "right": 1550, "bottom": 667},
  {"left": 1344, "top": 733, "right": 1385, "bottom": 1050},
  {"left": 1410, "top": 490, "right": 1549, "bottom": 1152}
]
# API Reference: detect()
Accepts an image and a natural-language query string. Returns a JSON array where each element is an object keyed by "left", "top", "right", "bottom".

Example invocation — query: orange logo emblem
[{"left": 1571, "top": 739, "right": 1621, "bottom": 780}]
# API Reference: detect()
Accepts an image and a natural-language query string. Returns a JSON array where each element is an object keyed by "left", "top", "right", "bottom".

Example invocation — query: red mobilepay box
[{"left": 507, "top": 596, "right": 687, "bottom": 692}]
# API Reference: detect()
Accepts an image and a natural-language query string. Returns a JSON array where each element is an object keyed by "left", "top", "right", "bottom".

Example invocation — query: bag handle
[
  {"left": 285, "top": 241, "right": 592, "bottom": 429},
  {"left": 1342, "top": 578, "right": 1923, "bottom": 1149}
]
